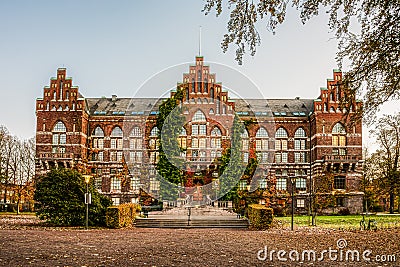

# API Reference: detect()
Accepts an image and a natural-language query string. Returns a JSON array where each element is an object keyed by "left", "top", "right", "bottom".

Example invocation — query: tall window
[
  {"left": 111, "top": 177, "right": 121, "bottom": 191},
  {"left": 92, "top": 126, "right": 104, "bottom": 149},
  {"left": 52, "top": 121, "right": 66, "bottom": 153},
  {"left": 294, "top": 127, "right": 307, "bottom": 163},
  {"left": 149, "top": 127, "right": 159, "bottom": 164},
  {"left": 256, "top": 127, "right": 269, "bottom": 163},
  {"left": 191, "top": 110, "right": 207, "bottom": 161},
  {"left": 241, "top": 130, "right": 249, "bottom": 163},
  {"left": 110, "top": 126, "right": 123, "bottom": 150},
  {"left": 275, "top": 127, "right": 288, "bottom": 163},
  {"left": 332, "top": 122, "right": 346, "bottom": 155},
  {"left": 129, "top": 126, "right": 142, "bottom": 163},
  {"left": 276, "top": 169, "right": 288, "bottom": 190},
  {"left": 178, "top": 127, "right": 187, "bottom": 158}
]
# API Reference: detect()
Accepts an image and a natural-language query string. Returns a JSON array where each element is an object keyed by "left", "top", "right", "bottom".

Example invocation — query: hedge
[
  {"left": 247, "top": 204, "right": 274, "bottom": 230},
  {"left": 106, "top": 203, "right": 141, "bottom": 228}
]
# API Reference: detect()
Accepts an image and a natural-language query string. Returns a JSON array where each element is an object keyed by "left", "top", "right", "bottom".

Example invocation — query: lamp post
[
  {"left": 290, "top": 177, "right": 296, "bottom": 231},
  {"left": 83, "top": 175, "right": 92, "bottom": 230}
]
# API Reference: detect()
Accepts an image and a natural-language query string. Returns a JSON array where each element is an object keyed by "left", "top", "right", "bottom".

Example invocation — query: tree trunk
[{"left": 389, "top": 187, "right": 394, "bottom": 214}]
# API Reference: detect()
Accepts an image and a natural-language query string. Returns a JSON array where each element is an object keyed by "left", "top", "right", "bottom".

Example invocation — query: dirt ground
[{"left": 0, "top": 215, "right": 399, "bottom": 267}]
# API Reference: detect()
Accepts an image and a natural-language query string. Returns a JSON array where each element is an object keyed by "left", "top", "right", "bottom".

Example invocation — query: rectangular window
[
  {"left": 117, "top": 139, "right": 123, "bottom": 149},
  {"left": 239, "top": 180, "right": 247, "bottom": 190},
  {"left": 243, "top": 152, "right": 249, "bottom": 163},
  {"left": 110, "top": 151, "right": 116, "bottom": 161},
  {"left": 178, "top": 137, "right": 186, "bottom": 149},
  {"left": 296, "top": 178, "right": 307, "bottom": 190},
  {"left": 259, "top": 179, "right": 267, "bottom": 189},
  {"left": 339, "top": 136, "right": 346, "bottom": 146},
  {"left": 297, "top": 199, "right": 305, "bottom": 208},
  {"left": 111, "top": 197, "right": 120, "bottom": 205},
  {"left": 192, "top": 138, "right": 198, "bottom": 148},
  {"left": 281, "top": 152, "right": 288, "bottom": 163},
  {"left": 275, "top": 153, "right": 282, "bottom": 163},
  {"left": 199, "top": 138, "right": 206, "bottom": 148},
  {"left": 150, "top": 177, "right": 160, "bottom": 191},
  {"left": 52, "top": 134, "right": 59, "bottom": 145},
  {"left": 295, "top": 139, "right": 306, "bottom": 150},
  {"left": 98, "top": 152, "right": 104, "bottom": 161},
  {"left": 256, "top": 140, "right": 262, "bottom": 150},
  {"left": 199, "top": 125, "right": 206, "bottom": 135},
  {"left": 111, "top": 139, "right": 116, "bottom": 149},
  {"left": 339, "top": 148, "right": 346, "bottom": 155},
  {"left": 332, "top": 136, "right": 338, "bottom": 146},
  {"left": 59, "top": 134, "right": 66, "bottom": 144},
  {"left": 281, "top": 140, "right": 287, "bottom": 150},
  {"left": 130, "top": 177, "right": 140, "bottom": 191},
  {"left": 275, "top": 140, "right": 281, "bottom": 151},
  {"left": 242, "top": 140, "right": 249, "bottom": 150},
  {"left": 111, "top": 177, "right": 121, "bottom": 191},
  {"left": 95, "top": 177, "right": 102, "bottom": 190},
  {"left": 192, "top": 125, "right": 198, "bottom": 135},
  {"left": 337, "top": 197, "right": 345, "bottom": 207},
  {"left": 276, "top": 178, "right": 287, "bottom": 190},
  {"left": 334, "top": 176, "right": 346, "bottom": 189}
]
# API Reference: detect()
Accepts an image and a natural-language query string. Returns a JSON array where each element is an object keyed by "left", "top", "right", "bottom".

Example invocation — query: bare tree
[{"left": 370, "top": 113, "right": 400, "bottom": 213}]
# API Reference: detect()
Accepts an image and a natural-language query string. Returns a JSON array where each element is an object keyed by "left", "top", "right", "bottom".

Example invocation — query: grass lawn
[{"left": 276, "top": 214, "right": 400, "bottom": 230}]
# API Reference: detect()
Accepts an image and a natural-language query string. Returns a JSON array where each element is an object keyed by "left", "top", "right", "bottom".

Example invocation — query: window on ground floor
[
  {"left": 334, "top": 176, "right": 346, "bottom": 189},
  {"left": 297, "top": 199, "right": 305, "bottom": 208}
]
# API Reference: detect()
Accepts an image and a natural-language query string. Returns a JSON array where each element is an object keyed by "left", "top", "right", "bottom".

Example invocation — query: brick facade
[{"left": 35, "top": 56, "right": 363, "bottom": 213}]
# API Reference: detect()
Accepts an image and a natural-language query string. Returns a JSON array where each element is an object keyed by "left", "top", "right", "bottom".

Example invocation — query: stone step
[{"left": 135, "top": 218, "right": 249, "bottom": 228}]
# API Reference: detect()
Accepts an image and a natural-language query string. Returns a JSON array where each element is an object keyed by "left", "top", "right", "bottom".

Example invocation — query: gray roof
[{"left": 86, "top": 97, "right": 315, "bottom": 117}]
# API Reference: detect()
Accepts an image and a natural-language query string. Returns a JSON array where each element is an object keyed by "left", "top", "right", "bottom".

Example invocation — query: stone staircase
[{"left": 135, "top": 206, "right": 249, "bottom": 228}]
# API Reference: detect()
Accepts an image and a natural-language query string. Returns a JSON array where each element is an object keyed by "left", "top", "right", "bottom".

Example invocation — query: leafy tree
[
  {"left": 218, "top": 115, "right": 247, "bottom": 200},
  {"left": 155, "top": 88, "right": 185, "bottom": 200},
  {"left": 203, "top": 0, "right": 400, "bottom": 121},
  {"left": 34, "top": 168, "right": 112, "bottom": 226}
]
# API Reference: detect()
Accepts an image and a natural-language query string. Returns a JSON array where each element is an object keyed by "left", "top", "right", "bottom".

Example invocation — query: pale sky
[{"left": 0, "top": 1, "right": 397, "bottom": 150}]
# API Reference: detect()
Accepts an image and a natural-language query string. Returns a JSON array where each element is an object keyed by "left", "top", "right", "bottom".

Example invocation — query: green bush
[
  {"left": 106, "top": 203, "right": 141, "bottom": 228},
  {"left": 34, "top": 168, "right": 112, "bottom": 226},
  {"left": 247, "top": 204, "right": 274, "bottom": 230}
]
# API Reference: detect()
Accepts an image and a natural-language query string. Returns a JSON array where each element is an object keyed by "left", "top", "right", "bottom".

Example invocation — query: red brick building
[{"left": 35, "top": 56, "right": 363, "bottom": 213}]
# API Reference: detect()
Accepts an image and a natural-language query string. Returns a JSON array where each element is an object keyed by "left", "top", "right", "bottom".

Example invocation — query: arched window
[
  {"left": 294, "top": 128, "right": 307, "bottom": 163},
  {"left": 92, "top": 126, "right": 104, "bottom": 150},
  {"left": 256, "top": 127, "right": 269, "bottom": 163},
  {"left": 275, "top": 127, "right": 288, "bottom": 164},
  {"left": 111, "top": 126, "right": 123, "bottom": 137},
  {"left": 211, "top": 127, "right": 221, "bottom": 136},
  {"left": 110, "top": 127, "right": 123, "bottom": 159},
  {"left": 210, "top": 88, "right": 214, "bottom": 102},
  {"left": 129, "top": 126, "right": 143, "bottom": 163},
  {"left": 52, "top": 121, "right": 66, "bottom": 153},
  {"left": 209, "top": 108, "right": 214, "bottom": 115},
  {"left": 192, "top": 78, "right": 195, "bottom": 93},
  {"left": 150, "top": 127, "right": 159, "bottom": 137},
  {"left": 204, "top": 78, "right": 208, "bottom": 93},
  {"left": 330, "top": 106, "right": 335, "bottom": 113},
  {"left": 192, "top": 110, "right": 206, "bottom": 122},
  {"left": 332, "top": 123, "right": 346, "bottom": 155}
]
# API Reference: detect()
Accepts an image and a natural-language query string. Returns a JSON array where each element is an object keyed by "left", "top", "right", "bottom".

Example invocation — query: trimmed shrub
[
  {"left": 247, "top": 204, "right": 274, "bottom": 230},
  {"left": 106, "top": 203, "right": 141, "bottom": 228}
]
